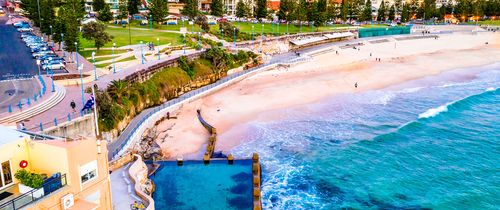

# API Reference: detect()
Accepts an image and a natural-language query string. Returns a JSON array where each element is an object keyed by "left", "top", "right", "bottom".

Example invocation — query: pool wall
[{"left": 129, "top": 154, "right": 155, "bottom": 210}]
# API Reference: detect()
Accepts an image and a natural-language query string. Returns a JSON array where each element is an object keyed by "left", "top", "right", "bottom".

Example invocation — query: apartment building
[{"left": 0, "top": 126, "right": 112, "bottom": 210}]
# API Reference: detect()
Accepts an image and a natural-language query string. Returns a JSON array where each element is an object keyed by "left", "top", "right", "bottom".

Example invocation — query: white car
[
  {"left": 18, "top": 27, "right": 33, "bottom": 32},
  {"left": 42, "top": 62, "right": 65, "bottom": 70}
]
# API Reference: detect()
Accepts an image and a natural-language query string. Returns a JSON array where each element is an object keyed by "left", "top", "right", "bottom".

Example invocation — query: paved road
[{"left": 0, "top": 15, "right": 38, "bottom": 78}]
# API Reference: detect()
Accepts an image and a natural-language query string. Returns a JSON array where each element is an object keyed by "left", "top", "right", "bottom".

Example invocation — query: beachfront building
[
  {"left": 84, "top": 0, "right": 120, "bottom": 14},
  {"left": 0, "top": 126, "right": 112, "bottom": 210}
]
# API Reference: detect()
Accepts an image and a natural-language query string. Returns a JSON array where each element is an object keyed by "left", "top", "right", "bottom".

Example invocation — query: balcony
[{"left": 0, "top": 174, "right": 67, "bottom": 210}]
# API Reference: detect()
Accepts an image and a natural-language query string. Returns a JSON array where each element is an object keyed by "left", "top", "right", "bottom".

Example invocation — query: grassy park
[
  {"left": 478, "top": 20, "right": 500, "bottom": 25},
  {"left": 80, "top": 27, "right": 183, "bottom": 49}
]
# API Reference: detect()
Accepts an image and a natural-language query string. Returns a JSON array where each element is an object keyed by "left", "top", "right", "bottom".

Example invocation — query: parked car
[
  {"left": 32, "top": 50, "right": 54, "bottom": 58},
  {"left": 42, "top": 58, "right": 65, "bottom": 65},
  {"left": 42, "top": 63, "right": 66, "bottom": 70},
  {"left": 31, "top": 46, "right": 51, "bottom": 53},
  {"left": 13, "top": 21, "right": 29, "bottom": 28},
  {"left": 17, "top": 27, "right": 33, "bottom": 32},
  {"left": 37, "top": 54, "right": 59, "bottom": 62},
  {"left": 42, "top": 62, "right": 65, "bottom": 70}
]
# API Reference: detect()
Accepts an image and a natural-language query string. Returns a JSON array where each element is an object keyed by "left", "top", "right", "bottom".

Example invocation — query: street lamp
[
  {"left": 36, "top": 0, "right": 42, "bottom": 32},
  {"left": 112, "top": 43, "right": 116, "bottom": 73},
  {"left": 36, "top": 60, "right": 41, "bottom": 75},
  {"left": 221, "top": 29, "right": 224, "bottom": 47},
  {"left": 140, "top": 41, "right": 144, "bottom": 64},
  {"left": 252, "top": 25, "right": 254, "bottom": 46},
  {"left": 261, "top": 24, "right": 264, "bottom": 52},
  {"left": 61, "top": 33, "right": 65, "bottom": 57},
  {"left": 157, "top": 38, "right": 160, "bottom": 60},
  {"left": 92, "top": 51, "right": 98, "bottom": 81},
  {"left": 197, "top": 32, "right": 201, "bottom": 49},
  {"left": 149, "top": 15, "right": 153, "bottom": 31},
  {"left": 48, "top": 57, "right": 55, "bottom": 92},
  {"left": 49, "top": 25, "right": 53, "bottom": 47},
  {"left": 286, "top": 22, "right": 289, "bottom": 35},
  {"left": 233, "top": 27, "right": 236, "bottom": 47},
  {"left": 75, "top": 42, "right": 84, "bottom": 107},
  {"left": 183, "top": 34, "right": 186, "bottom": 55}
]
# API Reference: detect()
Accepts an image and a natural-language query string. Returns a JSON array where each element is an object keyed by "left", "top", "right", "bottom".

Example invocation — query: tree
[
  {"left": 340, "top": 0, "right": 350, "bottom": 21},
  {"left": 422, "top": 0, "right": 437, "bottom": 20},
  {"left": 314, "top": 0, "right": 327, "bottom": 26},
  {"left": 59, "top": 0, "right": 85, "bottom": 53},
  {"left": 117, "top": 0, "right": 128, "bottom": 20},
  {"left": 98, "top": 3, "right": 113, "bottom": 22},
  {"left": 128, "top": 0, "right": 140, "bottom": 15},
  {"left": 149, "top": 0, "right": 169, "bottom": 23},
  {"left": 195, "top": 15, "right": 210, "bottom": 32},
  {"left": 52, "top": 16, "right": 66, "bottom": 50},
  {"left": 203, "top": 47, "right": 228, "bottom": 72},
  {"left": 108, "top": 80, "right": 129, "bottom": 103},
  {"left": 40, "top": 0, "right": 56, "bottom": 35},
  {"left": 278, "top": 0, "right": 296, "bottom": 21},
  {"left": 82, "top": 22, "right": 113, "bottom": 50},
  {"left": 401, "top": 3, "right": 410, "bottom": 22},
  {"left": 294, "top": 0, "right": 308, "bottom": 22},
  {"left": 93, "top": 0, "right": 106, "bottom": 12},
  {"left": 361, "top": 0, "right": 373, "bottom": 21},
  {"left": 236, "top": 0, "right": 250, "bottom": 18},
  {"left": 377, "top": 0, "right": 386, "bottom": 21},
  {"left": 388, "top": 4, "right": 395, "bottom": 20},
  {"left": 210, "top": 0, "right": 224, "bottom": 17},
  {"left": 182, "top": 0, "right": 199, "bottom": 20},
  {"left": 255, "top": 0, "right": 267, "bottom": 19}
]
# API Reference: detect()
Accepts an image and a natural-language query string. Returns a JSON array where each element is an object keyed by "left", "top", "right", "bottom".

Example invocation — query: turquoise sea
[{"left": 232, "top": 63, "right": 500, "bottom": 209}]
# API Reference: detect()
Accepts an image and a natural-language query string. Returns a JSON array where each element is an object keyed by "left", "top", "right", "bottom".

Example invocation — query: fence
[
  {"left": 26, "top": 109, "right": 93, "bottom": 132},
  {"left": 358, "top": 26, "right": 412, "bottom": 38},
  {"left": 109, "top": 55, "right": 311, "bottom": 160},
  {"left": 0, "top": 174, "right": 67, "bottom": 210}
]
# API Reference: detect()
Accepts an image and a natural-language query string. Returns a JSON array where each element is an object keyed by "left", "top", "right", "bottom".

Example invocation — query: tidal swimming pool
[{"left": 151, "top": 160, "right": 254, "bottom": 210}]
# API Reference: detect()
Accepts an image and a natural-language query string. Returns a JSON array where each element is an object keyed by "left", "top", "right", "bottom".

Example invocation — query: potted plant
[{"left": 14, "top": 169, "right": 45, "bottom": 198}]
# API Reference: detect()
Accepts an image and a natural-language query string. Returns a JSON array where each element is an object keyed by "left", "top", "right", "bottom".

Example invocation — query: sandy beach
[{"left": 153, "top": 31, "right": 500, "bottom": 159}]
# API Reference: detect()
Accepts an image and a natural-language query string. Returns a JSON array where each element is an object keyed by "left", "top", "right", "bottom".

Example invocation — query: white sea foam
[
  {"left": 418, "top": 103, "right": 450, "bottom": 119},
  {"left": 485, "top": 87, "right": 497, "bottom": 92},
  {"left": 367, "top": 92, "right": 396, "bottom": 105}
]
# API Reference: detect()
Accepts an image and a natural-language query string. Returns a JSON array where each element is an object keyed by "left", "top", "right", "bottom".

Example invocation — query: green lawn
[
  {"left": 361, "top": 24, "right": 390, "bottom": 28},
  {"left": 96, "top": 56, "right": 136, "bottom": 68},
  {"left": 211, "top": 22, "right": 350, "bottom": 35},
  {"left": 79, "top": 49, "right": 130, "bottom": 58},
  {"left": 80, "top": 27, "right": 183, "bottom": 49},
  {"left": 93, "top": 55, "right": 120, "bottom": 63},
  {"left": 478, "top": 20, "right": 500, "bottom": 26},
  {"left": 122, "top": 20, "right": 204, "bottom": 32}
]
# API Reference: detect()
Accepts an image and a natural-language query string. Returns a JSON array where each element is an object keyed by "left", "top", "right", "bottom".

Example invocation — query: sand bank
[{"left": 154, "top": 32, "right": 500, "bottom": 159}]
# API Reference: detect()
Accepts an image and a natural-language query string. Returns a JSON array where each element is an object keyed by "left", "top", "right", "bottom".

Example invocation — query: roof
[{"left": 0, "top": 126, "right": 29, "bottom": 145}]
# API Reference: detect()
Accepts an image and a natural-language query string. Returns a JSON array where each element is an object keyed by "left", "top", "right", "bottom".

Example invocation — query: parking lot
[{"left": 0, "top": 16, "right": 38, "bottom": 79}]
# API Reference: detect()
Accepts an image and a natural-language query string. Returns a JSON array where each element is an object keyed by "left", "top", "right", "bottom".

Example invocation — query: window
[
  {"left": 80, "top": 160, "right": 98, "bottom": 185},
  {"left": 0, "top": 160, "right": 13, "bottom": 189}
]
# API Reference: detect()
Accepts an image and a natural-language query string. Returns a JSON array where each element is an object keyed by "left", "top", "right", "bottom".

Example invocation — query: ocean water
[{"left": 232, "top": 63, "right": 500, "bottom": 209}]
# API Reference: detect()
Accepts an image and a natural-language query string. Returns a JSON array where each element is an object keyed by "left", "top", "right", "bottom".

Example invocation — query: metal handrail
[{"left": 0, "top": 174, "right": 67, "bottom": 209}]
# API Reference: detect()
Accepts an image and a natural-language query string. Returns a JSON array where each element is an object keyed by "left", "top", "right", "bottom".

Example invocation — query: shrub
[{"left": 14, "top": 169, "right": 44, "bottom": 189}]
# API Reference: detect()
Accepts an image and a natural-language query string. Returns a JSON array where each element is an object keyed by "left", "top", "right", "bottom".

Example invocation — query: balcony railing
[{"left": 0, "top": 174, "right": 67, "bottom": 210}]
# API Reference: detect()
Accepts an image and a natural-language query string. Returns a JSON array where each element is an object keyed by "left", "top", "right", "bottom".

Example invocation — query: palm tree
[{"left": 108, "top": 80, "right": 129, "bottom": 103}]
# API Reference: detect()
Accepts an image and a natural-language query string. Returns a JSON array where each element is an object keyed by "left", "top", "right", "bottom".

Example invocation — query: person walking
[{"left": 70, "top": 100, "right": 76, "bottom": 112}]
